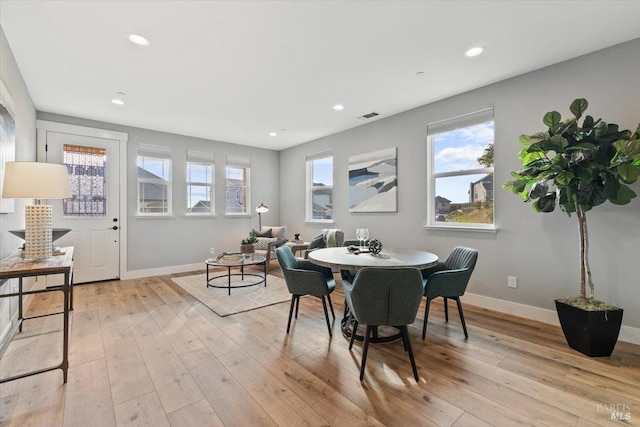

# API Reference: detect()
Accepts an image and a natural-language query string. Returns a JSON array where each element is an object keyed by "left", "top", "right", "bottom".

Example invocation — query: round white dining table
[{"left": 308, "top": 247, "right": 438, "bottom": 271}]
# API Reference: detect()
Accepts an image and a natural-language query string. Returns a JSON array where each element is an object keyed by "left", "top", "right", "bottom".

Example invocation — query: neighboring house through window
[
  {"left": 306, "top": 151, "right": 333, "bottom": 222},
  {"left": 186, "top": 150, "right": 214, "bottom": 215},
  {"left": 226, "top": 155, "right": 250, "bottom": 215},
  {"left": 427, "top": 108, "right": 495, "bottom": 229},
  {"left": 137, "top": 144, "right": 172, "bottom": 216}
]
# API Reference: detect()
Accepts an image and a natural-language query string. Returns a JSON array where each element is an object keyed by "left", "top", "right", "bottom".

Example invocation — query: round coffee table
[{"left": 205, "top": 254, "right": 267, "bottom": 295}]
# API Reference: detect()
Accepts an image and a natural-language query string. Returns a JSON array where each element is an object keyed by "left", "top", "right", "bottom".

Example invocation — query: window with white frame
[
  {"left": 427, "top": 108, "right": 494, "bottom": 229},
  {"left": 226, "top": 155, "right": 250, "bottom": 215},
  {"left": 137, "top": 144, "right": 172, "bottom": 215},
  {"left": 186, "top": 150, "right": 215, "bottom": 215},
  {"left": 306, "top": 151, "right": 333, "bottom": 221}
]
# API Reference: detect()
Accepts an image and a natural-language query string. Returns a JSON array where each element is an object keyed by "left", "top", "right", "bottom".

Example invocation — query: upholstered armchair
[
  {"left": 421, "top": 246, "right": 478, "bottom": 340},
  {"left": 303, "top": 229, "right": 344, "bottom": 259},
  {"left": 276, "top": 245, "right": 336, "bottom": 336},
  {"left": 252, "top": 226, "right": 288, "bottom": 273}
]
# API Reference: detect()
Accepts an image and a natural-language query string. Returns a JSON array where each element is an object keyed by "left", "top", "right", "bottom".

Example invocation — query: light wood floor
[{"left": 1, "top": 266, "right": 639, "bottom": 426}]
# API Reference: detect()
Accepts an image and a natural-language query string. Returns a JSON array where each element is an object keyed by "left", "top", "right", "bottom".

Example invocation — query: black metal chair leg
[
  {"left": 402, "top": 326, "right": 419, "bottom": 382},
  {"left": 422, "top": 297, "right": 432, "bottom": 340},
  {"left": 321, "top": 296, "right": 332, "bottom": 337},
  {"left": 456, "top": 297, "right": 469, "bottom": 338},
  {"left": 444, "top": 297, "right": 449, "bottom": 322},
  {"left": 287, "top": 295, "right": 296, "bottom": 333},
  {"left": 349, "top": 319, "right": 359, "bottom": 350},
  {"left": 327, "top": 294, "right": 335, "bottom": 319},
  {"left": 294, "top": 295, "right": 300, "bottom": 319},
  {"left": 400, "top": 325, "right": 408, "bottom": 351},
  {"left": 360, "top": 325, "right": 373, "bottom": 381}
]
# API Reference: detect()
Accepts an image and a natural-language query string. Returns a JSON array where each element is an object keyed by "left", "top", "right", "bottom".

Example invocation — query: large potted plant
[{"left": 503, "top": 98, "right": 640, "bottom": 357}]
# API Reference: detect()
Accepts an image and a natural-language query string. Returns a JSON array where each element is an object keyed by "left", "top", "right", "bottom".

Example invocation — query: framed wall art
[
  {"left": 0, "top": 80, "right": 16, "bottom": 213},
  {"left": 348, "top": 147, "right": 397, "bottom": 212}
]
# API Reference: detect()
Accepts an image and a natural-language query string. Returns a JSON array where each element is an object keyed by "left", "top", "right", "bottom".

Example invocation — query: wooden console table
[{"left": 0, "top": 247, "right": 74, "bottom": 383}]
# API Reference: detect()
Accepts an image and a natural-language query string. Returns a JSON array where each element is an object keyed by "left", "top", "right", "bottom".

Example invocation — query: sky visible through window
[
  {"left": 434, "top": 121, "right": 493, "bottom": 203},
  {"left": 313, "top": 157, "right": 333, "bottom": 186}
]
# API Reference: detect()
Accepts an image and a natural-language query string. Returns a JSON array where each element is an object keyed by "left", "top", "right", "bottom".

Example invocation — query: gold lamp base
[{"left": 24, "top": 204, "right": 53, "bottom": 259}]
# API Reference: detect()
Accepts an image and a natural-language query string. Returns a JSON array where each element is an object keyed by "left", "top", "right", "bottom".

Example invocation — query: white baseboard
[
  {"left": 122, "top": 263, "right": 204, "bottom": 280},
  {"left": 464, "top": 293, "right": 640, "bottom": 346}
]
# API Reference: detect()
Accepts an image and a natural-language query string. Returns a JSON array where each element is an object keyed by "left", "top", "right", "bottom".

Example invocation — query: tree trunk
[{"left": 576, "top": 205, "right": 593, "bottom": 299}]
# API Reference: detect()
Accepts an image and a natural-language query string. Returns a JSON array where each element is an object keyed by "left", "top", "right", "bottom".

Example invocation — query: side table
[
  {"left": 0, "top": 247, "right": 74, "bottom": 383},
  {"left": 285, "top": 241, "right": 309, "bottom": 256}
]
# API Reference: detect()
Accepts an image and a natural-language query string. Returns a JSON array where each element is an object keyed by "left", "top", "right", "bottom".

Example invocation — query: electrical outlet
[{"left": 508, "top": 276, "right": 518, "bottom": 289}]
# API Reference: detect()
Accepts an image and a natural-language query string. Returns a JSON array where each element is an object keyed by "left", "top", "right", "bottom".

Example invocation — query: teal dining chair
[
  {"left": 421, "top": 246, "right": 478, "bottom": 340},
  {"left": 342, "top": 267, "right": 424, "bottom": 382},
  {"left": 276, "top": 245, "right": 336, "bottom": 336}
]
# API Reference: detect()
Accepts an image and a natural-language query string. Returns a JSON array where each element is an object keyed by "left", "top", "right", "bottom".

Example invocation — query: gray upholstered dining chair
[
  {"left": 342, "top": 267, "right": 424, "bottom": 382},
  {"left": 421, "top": 246, "right": 478, "bottom": 340},
  {"left": 276, "top": 245, "right": 336, "bottom": 336}
]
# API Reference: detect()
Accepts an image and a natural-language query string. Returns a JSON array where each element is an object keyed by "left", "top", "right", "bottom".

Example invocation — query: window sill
[
  {"left": 305, "top": 219, "right": 335, "bottom": 225},
  {"left": 185, "top": 213, "right": 217, "bottom": 218},
  {"left": 424, "top": 223, "right": 497, "bottom": 233},
  {"left": 225, "top": 213, "right": 251, "bottom": 218},
  {"left": 135, "top": 214, "right": 175, "bottom": 219}
]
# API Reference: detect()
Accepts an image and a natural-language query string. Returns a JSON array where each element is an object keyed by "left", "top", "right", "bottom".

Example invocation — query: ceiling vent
[{"left": 357, "top": 112, "right": 379, "bottom": 120}]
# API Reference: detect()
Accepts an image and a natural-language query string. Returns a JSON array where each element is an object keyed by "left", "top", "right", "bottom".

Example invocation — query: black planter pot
[{"left": 555, "top": 299, "right": 623, "bottom": 357}]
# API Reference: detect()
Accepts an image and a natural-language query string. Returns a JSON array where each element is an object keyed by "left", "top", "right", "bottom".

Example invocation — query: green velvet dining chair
[
  {"left": 421, "top": 246, "right": 478, "bottom": 340},
  {"left": 276, "top": 245, "right": 336, "bottom": 336},
  {"left": 342, "top": 267, "right": 424, "bottom": 382}
]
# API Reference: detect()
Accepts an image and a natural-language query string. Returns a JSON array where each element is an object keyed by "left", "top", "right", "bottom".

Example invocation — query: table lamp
[
  {"left": 2, "top": 161, "right": 72, "bottom": 259},
  {"left": 255, "top": 202, "right": 269, "bottom": 229}
]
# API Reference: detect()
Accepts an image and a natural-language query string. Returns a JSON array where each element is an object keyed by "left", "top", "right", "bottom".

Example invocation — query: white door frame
[{"left": 36, "top": 120, "right": 128, "bottom": 280}]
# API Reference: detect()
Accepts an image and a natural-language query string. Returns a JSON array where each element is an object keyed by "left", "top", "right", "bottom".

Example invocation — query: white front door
[{"left": 37, "top": 121, "right": 127, "bottom": 283}]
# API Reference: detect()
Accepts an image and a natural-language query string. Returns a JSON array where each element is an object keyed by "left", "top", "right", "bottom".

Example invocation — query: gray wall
[
  {"left": 0, "top": 27, "right": 37, "bottom": 257},
  {"left": 280, "top": 39, "right": 640, "bottom": 328},
  {"left": 36, "top": 112, "right": 281, "bottom": 272},
  {"left": 0, "top": 26, "right": 37, "bottom": 344}
]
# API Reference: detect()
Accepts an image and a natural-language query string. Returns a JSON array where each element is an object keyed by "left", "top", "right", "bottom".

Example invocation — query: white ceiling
[{"left": 2, "top": 1, "right": 640, "bottom": 151}]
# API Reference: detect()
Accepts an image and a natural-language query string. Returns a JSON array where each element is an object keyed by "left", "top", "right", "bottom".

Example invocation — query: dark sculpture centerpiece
[{"left": 367, "top": 239, "right": 383, "bottom": 255}]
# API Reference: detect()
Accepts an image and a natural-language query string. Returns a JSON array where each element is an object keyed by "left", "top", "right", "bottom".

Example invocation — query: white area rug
[{"left": 171, "top": 273, "right": 290, "bottom": 317}]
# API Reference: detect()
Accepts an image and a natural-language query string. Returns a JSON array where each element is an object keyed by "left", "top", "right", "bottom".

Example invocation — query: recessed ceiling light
[
  {"left": 111, "top": 92, "right": 125, "bottom": 105},
  {"left": 465, "top": 46, "right": 484, "bottom": 57},
  {"left": 333, "top": 104, "right": 345, "bottom": 111},
  {"left": 269, "top": 132, "right": 277, "bottom": 137},
  {"left": 127, "top": 33, "right": 150, "bottom": 46},
  {"left": 416, "top": 71, "right": 425, "bottom": 77}
]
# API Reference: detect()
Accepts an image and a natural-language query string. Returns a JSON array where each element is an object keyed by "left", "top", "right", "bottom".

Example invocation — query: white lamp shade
[
  {"left": 256, "top": 203, "right": 269, "bottom": 213},
  {"left": 2, "top": 162, "right": 72, "bottom": 199}
]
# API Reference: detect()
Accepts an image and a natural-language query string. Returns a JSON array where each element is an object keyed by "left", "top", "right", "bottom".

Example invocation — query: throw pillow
[
  {"left": 307, "top": 234, "right": 326, "bottom": 250},
  {"left": 254, "top": 237, "right": 277, "bottom": 250},
  {"left": 252, "top": 228, "right": 273, "bottom": 238}
]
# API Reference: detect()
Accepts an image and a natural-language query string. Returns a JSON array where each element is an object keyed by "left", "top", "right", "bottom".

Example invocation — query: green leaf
[
  {"left": 555, "top": 171, "right": 574, "bottom": 187},
  {"left": 593, "top": 143, "right": 616, "bottom": 165},
  {"left": 570, "top": 98, "right": 588, "bottom": 119},
  {"left": 551, "top": 154, "right": 568, "bottom": 168},
  {"left": 529, "top": 132, "right": 548, "bottom": 144},
  {"left": 533, "top": 194, "right": 556, "bottom": 212},
  {"left": 519, "top": 134, "right": 532, "bottom": 146},
  {"left": 543, "top": 111, "right": 562, "bottom": 128},
  {"left": 617, "top": 163, "right": 640, "bottom": 183},
  {"left": 609, "top": 183, "right": 637, "bottom": 205},
  {"left": 582, "top": 115, "right": 595, "bottom": 129},
  {"left": 529, "top": 181, "right": 548, "bottom": 199},
  {"left": 566, "top": 142, "right": 596, "bottom": 152}
]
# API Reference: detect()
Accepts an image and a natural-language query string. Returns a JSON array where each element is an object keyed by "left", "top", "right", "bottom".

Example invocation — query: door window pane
[{"left": 63, "top": 144, "right": 106, "bottom": 217}]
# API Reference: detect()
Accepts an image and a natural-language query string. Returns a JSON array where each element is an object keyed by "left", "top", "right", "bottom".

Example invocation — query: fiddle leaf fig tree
[{"left": 503, "top": 98, "right": 640, "bottom": 303}]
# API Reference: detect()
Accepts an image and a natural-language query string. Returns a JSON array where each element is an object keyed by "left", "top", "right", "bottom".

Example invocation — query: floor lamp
[
  {"left": 256, "top": 202, "right": 269, "bottom": 230},
  {"left": 2, "top": 162, "right": 72, "bottom": 259}
]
